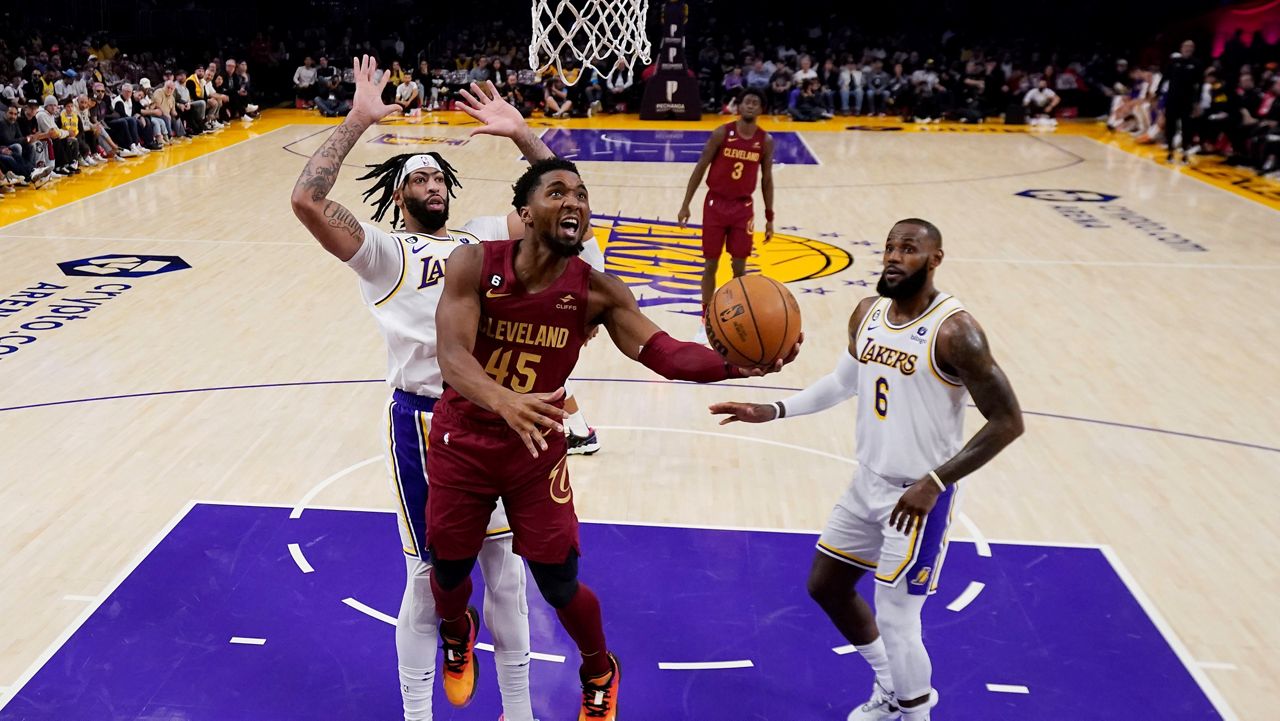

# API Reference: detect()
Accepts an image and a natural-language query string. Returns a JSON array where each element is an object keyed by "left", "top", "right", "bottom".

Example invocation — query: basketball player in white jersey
[
  {"left": 710, "top": 218, "right": 1023, "bottom": 720},
  {"left": 290, "top": 56, "right": 569, "bottom": 721}
]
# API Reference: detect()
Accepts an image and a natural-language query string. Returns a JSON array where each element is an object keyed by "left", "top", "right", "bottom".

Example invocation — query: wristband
[
  {"left": 928, "top": 470, "right": 946, "bottom": 492},
  {"left": 765, "top": 209, "right": 775, "bottom": 222},
  {"left": 773, "top": 401, "right": 785, "bottom": 420}
]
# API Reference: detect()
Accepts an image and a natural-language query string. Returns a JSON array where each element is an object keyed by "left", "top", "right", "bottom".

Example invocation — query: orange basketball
[{"left": 705, "top": 275, "right": 802, "bottom": 368}]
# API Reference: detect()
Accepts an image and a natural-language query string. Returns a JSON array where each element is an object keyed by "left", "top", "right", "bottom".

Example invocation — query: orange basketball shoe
[
  {"left": 440, "top": 606, "right": 480, "bottom": 707},
  {"left": 578, "top": 652, "right": 621, "bottom": 720}
]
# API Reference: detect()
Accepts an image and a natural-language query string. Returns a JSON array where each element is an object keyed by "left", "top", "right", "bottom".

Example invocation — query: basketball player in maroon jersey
[
  {"left": 427, "top": 157, "right": 800, "bottom": 720},
  {"left": 678, "top": 87, "right": 775, "bottom": 343}
]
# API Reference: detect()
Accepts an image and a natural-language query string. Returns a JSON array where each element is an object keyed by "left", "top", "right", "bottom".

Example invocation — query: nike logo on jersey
[
  {"left": 486, "top": 289, "right": 512, "bottom": 299},
  {"left": 866, "top": 325, "right": 879, "bottom": 331}
]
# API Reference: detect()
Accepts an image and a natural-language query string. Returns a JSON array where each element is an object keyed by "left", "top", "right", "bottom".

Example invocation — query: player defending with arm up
[
  {"left": 678, "top": 87, "right": 775, "bottom": 344},
  {"left": 426, "top": 158, "right": 799, "bottom": 721},
  {"left": 291, "top": 56, "right": 559, "bottom": 721},
  {"left": 710, "top": 219, "right": 1023, "bottom": 721}
]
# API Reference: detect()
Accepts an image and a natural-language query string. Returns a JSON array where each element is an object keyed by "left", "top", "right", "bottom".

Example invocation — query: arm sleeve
[
  {"left": 638, "top": 331, "right": 735, "bottom": 383},
  {"left": 345, "top": 223, "right": 405, "bottom": 301},
  {"left": 776, "top": 349, "right": 860, "bottom": 419},
  {"left": 458, "top": 215, "right": 511, "bottom": 242}
]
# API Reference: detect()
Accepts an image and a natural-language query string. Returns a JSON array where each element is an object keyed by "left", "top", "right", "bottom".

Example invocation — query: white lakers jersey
[
  {"left": 347, "top": 216, "right": 607, "bottom": 398},
  {"left": 854, "top": 293, "right": 969, "bottom": 479}
]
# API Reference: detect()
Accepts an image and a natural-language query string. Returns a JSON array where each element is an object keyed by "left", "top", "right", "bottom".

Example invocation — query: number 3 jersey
[
  {"left": 437, "top": 238, "right": 592, "bottom": 425},
  {"left": 853, "top": 293, "right": 970, "bottom": 480},
  {"left": 348, "top": 216, "right": 604, "bottom": 399}
]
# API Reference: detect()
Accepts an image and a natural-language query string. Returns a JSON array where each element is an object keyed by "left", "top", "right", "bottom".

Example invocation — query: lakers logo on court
[{"left": 588, "top": 213, "right": 852, "bottom": 316}]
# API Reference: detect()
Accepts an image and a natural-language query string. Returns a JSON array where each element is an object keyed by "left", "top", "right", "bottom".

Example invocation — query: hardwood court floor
[{"left": 0, "top": 110, "right": 1276, "bottom": 719}]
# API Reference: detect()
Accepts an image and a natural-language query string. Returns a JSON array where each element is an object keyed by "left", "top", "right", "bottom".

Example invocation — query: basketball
[{"left": 705, "top": 275, "right": 802, "bottom": 368}]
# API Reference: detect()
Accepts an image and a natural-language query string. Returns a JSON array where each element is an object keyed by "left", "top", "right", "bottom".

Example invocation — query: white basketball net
[{"left": 530, "top": 0, "right": 651, "bottom": 86}]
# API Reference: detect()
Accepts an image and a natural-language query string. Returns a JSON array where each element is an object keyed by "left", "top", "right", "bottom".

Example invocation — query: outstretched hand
[
  {"left": 708, "top": 401, "right": 779, "bottom": 425},
  {"left": 349, "top": 54, "right": 401, "bottom": 124},
  {"left": 457, "top": 81, "right": 528, "bottom": 139},
  {"left": 731, "top": 331, "right": 804, "bottom": 377}
]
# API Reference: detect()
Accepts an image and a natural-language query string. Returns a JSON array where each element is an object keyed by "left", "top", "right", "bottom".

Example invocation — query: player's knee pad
[
  {"left": 431, "top": 554, "right": 477, "bottom": 590},
  {"left": 527, "top": 552, "right": 580, "bottom": 609}
]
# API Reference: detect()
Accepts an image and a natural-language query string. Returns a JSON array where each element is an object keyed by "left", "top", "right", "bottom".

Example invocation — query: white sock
[
  {"left": 854, "top": 637, "right": 894, "bottom": 693},
  {"left": 874, "top": 582, "right": 932, "bottom": 704},
  {"left": 479, "top": 538, "right": 535, "bottom": 721},
  {"left": 565, "top": 408, "right": 590, "bottom": 437},
  {"left": 396, "top": 556, "right": 437, "bottom": 721}
]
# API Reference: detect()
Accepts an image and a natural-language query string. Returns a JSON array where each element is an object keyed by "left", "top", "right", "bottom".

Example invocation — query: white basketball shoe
[{"left": 847, "top": 680, "right": 899, "bottom": 721}]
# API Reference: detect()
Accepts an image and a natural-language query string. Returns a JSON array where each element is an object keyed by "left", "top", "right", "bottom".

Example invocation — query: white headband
[{"left": 395, "top": 154, "right": 443, "bottom": 189}]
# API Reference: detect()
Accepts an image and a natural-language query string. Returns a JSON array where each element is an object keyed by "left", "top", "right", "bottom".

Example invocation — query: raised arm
[
  {"left": 435, "top": 244, "right": 568, "bottom": 458},
  {"left": 454, "top": 80, "right": 556, "bottom": 239},
  {"left": 678, "top": 124, "right": 728, "bottom": 227},
  {"left": 592, "top": 270, "right": 797, "bottom": 380},
  {"left": 291, "top": 55, "right": 399, "bottom": 261},
  {"left": 761, "top": 133, "right": 775, "bottom": 242},
  {"left": 889, "top": 311, "right": 1024, "bottom": 532}
]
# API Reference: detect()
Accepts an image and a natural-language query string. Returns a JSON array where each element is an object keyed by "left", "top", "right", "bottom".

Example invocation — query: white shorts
[
  {"left": 387, "top": 394, "right": 512, "bottom": 559},
  {"left": 817, "top": 464, "right": 958, "bottom": 596}
]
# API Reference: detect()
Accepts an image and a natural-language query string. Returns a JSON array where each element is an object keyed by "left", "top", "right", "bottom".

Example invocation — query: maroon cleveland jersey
[
  {"left": 437, "top": 239, "right": 592, "bottom": 426},
  {"left": 706, "top": 121, "right": 767, "bottom": 200}
]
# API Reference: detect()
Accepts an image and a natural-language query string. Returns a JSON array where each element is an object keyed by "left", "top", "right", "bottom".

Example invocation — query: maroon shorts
[
  {"left": 702, "top": 194, "right": 754, "bottom": 260},
  {"left": 426, "top": 405, "right": 580, "bottom": 564}
]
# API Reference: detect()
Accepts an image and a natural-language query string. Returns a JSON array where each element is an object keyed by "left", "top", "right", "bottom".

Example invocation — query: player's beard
[
  {"left": 402, "top": 194, "right": 449, "bottom": 231},
  {"left": 877, "top": 263, "right": 929, "bottom": 299}
]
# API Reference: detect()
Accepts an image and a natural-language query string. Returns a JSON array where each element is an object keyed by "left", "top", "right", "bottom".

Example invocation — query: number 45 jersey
[
  {"left": 436, "top": 238, "right": 592, "bottom": 427},
  {"left": 349, "top": 218, "right": 604, "bottom": 399},
  {"left": 853, "top": 293, "right": 970, "bottom": 480}
]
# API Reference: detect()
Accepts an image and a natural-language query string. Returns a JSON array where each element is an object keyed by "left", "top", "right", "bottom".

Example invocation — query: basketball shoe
[
  {"left": 847, "top": 680, "right": 900, "bottom": 720},
  {"left": 567, "top": 428, "right": 600, "bottom": 456},
  {"left": 579, "top": 652, "right": 621, "bottom": 720},
  {"left": 440, "top": 606, "right": 480, "bottom": 707}
]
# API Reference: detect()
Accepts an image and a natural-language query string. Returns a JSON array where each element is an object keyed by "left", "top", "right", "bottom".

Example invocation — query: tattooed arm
[{"left": 290, "top": 55, "right": 400, "bottom": 262}]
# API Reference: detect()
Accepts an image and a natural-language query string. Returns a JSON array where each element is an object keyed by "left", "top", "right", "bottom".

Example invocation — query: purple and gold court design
[
  {"left": 0, "top": 502, "right": 1223, "bottom": 721},
  {"left": 540, "top": 128, "right": 821, "bottom": 165}
]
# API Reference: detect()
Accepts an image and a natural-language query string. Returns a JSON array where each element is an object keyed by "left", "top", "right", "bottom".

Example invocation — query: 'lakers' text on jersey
[
  {"left": 854, "top": 293, "right": 969, "bottom": 479},
  {"left": 706, "top": 121, "right": 768, "bottom": 200},
  {"left": 438, "top": 239, "right": 592, "bottom": 424}
]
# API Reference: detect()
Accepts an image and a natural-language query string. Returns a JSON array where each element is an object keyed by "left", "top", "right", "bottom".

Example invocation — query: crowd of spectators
[
  {"left": 5, "top": 15, "right": 1280, "bottom": 201},
  {"left": 0, "top": 33, "right": 263, "bottom": 200}
]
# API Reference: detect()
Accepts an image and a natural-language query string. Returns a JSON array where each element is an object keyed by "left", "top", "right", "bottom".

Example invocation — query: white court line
[
  {"left": 0, "top": 126, "right": 293, "bottom": 229},
  {"left": 794, "top": 131, "right": 822, "bottom": 166},
  {"left": 986, "top": 683, "right": 1030, "bottom": 694},
  {"left": 0, "top": 500, "right": 199, "bottom": 714},
  {"left": 1197, "top": 661, "right": 1238, "bottom": 671},
  {"left": 229, "top": 637, "right": 267, "bottom": 646},
  {"left": 957, "top": 514, "right": 991, "bottom": 558},
  {"left": 945, "top": 581, "right": 986, "bottom": 612},
  {"left": 61, "top": 595, "right": 98, "bottom": 603},
  {"left": 593, "top": 425, "right": 857, "bottom": 466},
  {"left": 1100, "top": 545, "right": 1239, "bottom": 721},
  {"left": 343, "top": 597, "right": 565, "bottom": 663},
  {"left": 288, "top": 543, "right": 315, "bottom": 573},
  {"left": 290, "top": 456, "right": 382, "bottom": 518},
  {"left": 343, "top": 597, "right": 397, "bottom": 625},
  {"left": 658, "top": 660, "right": 754, "bottom": 670}
]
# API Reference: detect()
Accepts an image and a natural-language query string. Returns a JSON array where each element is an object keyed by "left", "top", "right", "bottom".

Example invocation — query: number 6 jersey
[{"left": 853, "top": 293, "right": 970, "bottom": 480}]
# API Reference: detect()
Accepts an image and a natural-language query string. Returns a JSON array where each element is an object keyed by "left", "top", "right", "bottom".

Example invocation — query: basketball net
[{"left": 529, "top": 0, "right": 651, "bottom": 86}]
